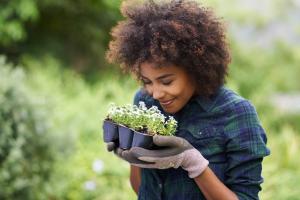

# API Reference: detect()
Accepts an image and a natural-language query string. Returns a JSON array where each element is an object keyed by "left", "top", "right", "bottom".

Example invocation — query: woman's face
[{"left": 140, "top": 62, "right": 197, "bottom": 114}]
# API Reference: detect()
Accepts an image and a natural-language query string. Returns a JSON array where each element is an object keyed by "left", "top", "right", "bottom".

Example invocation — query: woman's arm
[
  {"left": 130, "top": 165, "right": 141, "bottom": 195},
  {"left": 194, "top": 167, "right": 238, "bottom": 200}
]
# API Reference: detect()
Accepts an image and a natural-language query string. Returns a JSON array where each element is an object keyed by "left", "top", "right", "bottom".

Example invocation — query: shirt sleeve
[
  {"left": 133, "top": 89, "right": 144, "bottom": 105},
  {"left": 224, "top": 100, "right": 270, "bottom": 200}
]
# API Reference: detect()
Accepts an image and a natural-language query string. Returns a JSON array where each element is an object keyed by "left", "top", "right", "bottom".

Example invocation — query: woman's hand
[{"left": 107, "top": 135, "right": 209, "bottom": 178}]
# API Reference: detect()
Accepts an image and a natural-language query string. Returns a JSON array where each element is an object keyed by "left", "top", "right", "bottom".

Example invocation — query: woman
[{"left": 106, "top": 0, "right": 270, "bottom": 199}]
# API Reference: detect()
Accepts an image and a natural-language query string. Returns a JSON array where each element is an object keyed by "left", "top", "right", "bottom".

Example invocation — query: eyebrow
[{"left": 141, "top": 74, "right": 174, "bottom": 80}]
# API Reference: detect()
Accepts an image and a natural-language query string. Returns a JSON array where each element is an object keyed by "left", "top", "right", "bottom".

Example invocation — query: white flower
[
  {"left": 92, "top": 159, "right": 104, "bottom": 174},
  {"left": 84, "top": 180, "right": 96, "bottom": 191},
  {"left": 139, "top": 101, "right": 147, "bottom": 111}
]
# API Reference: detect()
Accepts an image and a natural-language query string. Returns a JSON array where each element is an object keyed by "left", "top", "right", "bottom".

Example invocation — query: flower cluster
[{"left": 106, "top": 102, "right": 177, "bottom": 136}]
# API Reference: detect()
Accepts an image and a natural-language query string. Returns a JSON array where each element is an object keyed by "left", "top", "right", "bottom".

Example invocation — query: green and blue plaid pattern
[{"left": 133, "top": 87, "right": 270, "bottom": 200}]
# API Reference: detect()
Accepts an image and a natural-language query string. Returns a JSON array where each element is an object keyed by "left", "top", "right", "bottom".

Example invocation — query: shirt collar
[{"left": 192, "top": 86, "right": 224, "bottom": 112}]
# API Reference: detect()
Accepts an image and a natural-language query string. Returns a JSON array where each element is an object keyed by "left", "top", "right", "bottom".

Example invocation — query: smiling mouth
[{"left": 160, "top": 98, "right": 175, "bottom": 106}]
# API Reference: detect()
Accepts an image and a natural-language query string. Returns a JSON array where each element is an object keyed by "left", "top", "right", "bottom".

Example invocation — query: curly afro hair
[{"left": 106, "top": 0, "right": 231, "bottom": 97}]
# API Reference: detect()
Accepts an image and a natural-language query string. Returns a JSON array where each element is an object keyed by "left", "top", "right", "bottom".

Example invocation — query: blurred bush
[
  {"left": 0, "top": 0, "right": 38, "bottom": 46},
  {"left": 0, "top": 56, "right": 73, "bottom": 199},
  {"left": 18, "top": 55, "right": 138, "bottom": 199},
  {"left": 0, "top": 0, "right": 122, "bottom": 77}
]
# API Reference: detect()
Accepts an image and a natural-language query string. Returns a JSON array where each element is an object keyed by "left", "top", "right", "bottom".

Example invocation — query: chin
[{"left": 162, "top": 107, "right": 179, "bottom": 114}]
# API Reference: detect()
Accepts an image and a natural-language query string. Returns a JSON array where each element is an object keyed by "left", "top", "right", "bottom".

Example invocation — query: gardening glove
[
  {"left": 106, "top": 142, "right": 152, "bottom": 165},
  {"left": 106, "top": 141, "right": 117, "bottom": 152},
  {"left": 122, "top": 135, "right": 209, "bottom": 178}
]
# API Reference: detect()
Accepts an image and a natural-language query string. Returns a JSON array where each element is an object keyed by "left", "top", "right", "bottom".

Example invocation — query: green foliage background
[{"left": 0, "top": 0, "right": 300, "bottom": 199}]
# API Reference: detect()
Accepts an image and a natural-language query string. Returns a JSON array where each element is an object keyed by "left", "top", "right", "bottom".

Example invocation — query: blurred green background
[{"left": 0, "top": 0, "right": 299, "bottom": 199}]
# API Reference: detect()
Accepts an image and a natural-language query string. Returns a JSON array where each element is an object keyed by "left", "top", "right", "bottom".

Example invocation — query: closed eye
[
  {"left": 161, "top": 80, "right": 173, "bottom": 86},
  {"left": 141, "top": 79, "right": 152, "bottom": 85}
]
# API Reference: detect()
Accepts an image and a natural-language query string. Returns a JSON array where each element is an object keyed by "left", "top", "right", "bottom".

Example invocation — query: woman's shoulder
[
  {"left": 218, "top": 88, "right": 264, "bottom": 137},
  {"left": 215, "top": 87, "right": 257, "bottom": 115}
]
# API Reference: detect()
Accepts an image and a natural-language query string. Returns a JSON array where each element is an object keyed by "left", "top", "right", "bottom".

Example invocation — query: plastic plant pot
[
  {"left": 132, "top": 130, "right": 155, "bottom": 149},
  {"left": 102, "top": 120, "right": 119, "bottom": 143},
  {"left": 118, "top": 125, "right": 134, "bottom": 149}
]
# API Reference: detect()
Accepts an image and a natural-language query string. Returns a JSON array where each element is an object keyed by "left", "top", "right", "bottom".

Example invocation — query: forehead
[{"left": 139, "top": 62, "right": 187, "bottom": 78}]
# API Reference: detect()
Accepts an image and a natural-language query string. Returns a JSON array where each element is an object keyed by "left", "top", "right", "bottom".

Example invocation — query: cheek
[
  {"left": 175, "top": 81, "right": 196, "bottom": 100},
  {"left": 168, "top": 85, "right": 182, "bottom": 96}
]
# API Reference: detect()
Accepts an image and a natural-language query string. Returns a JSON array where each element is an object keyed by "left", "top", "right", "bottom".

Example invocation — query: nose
[{"left": 152, "top": 87, "right": 165, "bottom": 100}]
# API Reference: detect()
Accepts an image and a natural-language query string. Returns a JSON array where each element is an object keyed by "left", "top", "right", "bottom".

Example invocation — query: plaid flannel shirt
[{"left": 133, "top": 86, "right": 270, "bottom": 200}]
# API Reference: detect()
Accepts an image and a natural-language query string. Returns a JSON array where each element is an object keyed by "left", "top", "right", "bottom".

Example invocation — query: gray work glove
[
  {"left": 108, "top": 135, "right": 209, "bottom": 178},
  {"left": 106, "top": 142, "right": 152, "bottom": 165}
]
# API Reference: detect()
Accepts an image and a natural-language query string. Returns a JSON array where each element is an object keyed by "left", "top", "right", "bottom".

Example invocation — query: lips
[{"left": 160, "top": 98, "right": 175, "bottom": 106}]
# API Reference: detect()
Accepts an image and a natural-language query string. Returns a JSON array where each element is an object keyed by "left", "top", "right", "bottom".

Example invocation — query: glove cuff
[{"left": 182, "top": 149, "right": 209, "bottom": 178}]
